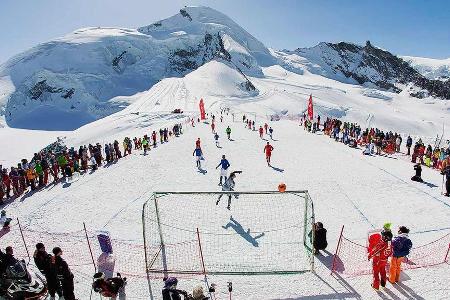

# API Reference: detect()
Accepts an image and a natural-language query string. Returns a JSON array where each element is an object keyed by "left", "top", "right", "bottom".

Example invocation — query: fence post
[
  {"left": 331, "top": 225, "right": 345, "bottom": 275},
  {"left": 17, "top": 218, "right": 30, "bottom": 263},
  {"left": 83, "top": 222, "right": 97, "bottom": 272},
  {"left": 444, "top": 243, "right": 450, "bottom": 263},
  {"left": 197, "top": 228, "right": 212, "bottom": 299},
  {"left": 142, "top": 201, "right": 155, "bottom": 300},
  {"left": 154, "top": 195, "right": 168, "bottom": 278}
]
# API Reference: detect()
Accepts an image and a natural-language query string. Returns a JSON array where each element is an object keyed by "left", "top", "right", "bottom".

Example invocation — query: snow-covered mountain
[
  {"left": 275, "top": 41, "right": 450, "bottom": 100},
  {"left": 0, "top": 6, "right": 268, "bottom": 130},
  {"left": 402, "top": 55, "right": 450, "bottom": 81},
  {"left": 0, "top": 6, "right": 449, "bottom": 132}
]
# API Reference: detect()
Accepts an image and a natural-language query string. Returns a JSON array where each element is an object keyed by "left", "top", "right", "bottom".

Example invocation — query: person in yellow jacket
[{"left": 26, "top": 167, "right": 37, "bottom": 191}]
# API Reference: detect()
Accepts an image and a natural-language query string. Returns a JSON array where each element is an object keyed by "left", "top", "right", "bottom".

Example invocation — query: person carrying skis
[
  {"left": 216, "top": 171, "right": 242, "bottom": 210},
  {"left": 162, "top": 277, "right": 189, "bottom": 300},
  {"left": 193, "top": 147, "right": 203, "bottom": 169},
  {"left": 264, "top": 142, "right": 274, "bottom": 165},
  {"left": 226, "top": 126, "right": 231, "bottom": 140},
  {"left": 368, "top": 228, "right": 393, "bottom": 290},
  {"left": 216, "top": 155, "right": 230, "bottom": 185},
  {"left": 389, "top": 226, "right": 412, "bottom": 284},
  {"left": 259, "top": 126, "right": 264, "bottom": 139}
]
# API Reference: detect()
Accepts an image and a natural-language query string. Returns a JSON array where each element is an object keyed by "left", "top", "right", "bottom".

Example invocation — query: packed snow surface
[{"left": 1, "top": 60, "right": 450, "bottom": 299}]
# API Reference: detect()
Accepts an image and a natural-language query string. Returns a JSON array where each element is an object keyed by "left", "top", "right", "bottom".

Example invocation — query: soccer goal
[
  {"left": 231, "top": 111, "right": 257, "bottom": 123},
  {"left": 142, "top": 191, "right": 315, "bottom": 279}
]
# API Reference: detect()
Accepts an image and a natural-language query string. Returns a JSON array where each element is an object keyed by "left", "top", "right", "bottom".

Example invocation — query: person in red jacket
[
  {"left": 368, "top": 229, "right": 393, "bottom": 290},
  {"left": 264, "top": 142, "right": 274, "bottom": 165},
  {"left": 264, "top": 123, "right": 269, "bottom": 134},
  {"left": 259, "top": 126, "right": 264, "bottom": 138}
]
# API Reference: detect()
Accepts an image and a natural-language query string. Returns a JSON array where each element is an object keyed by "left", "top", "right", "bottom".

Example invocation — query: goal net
[
  {"left": 142, "top": 191, "right": 315, "bottom": 278},
  {"left": 231, "top": 111, "right": 257, "bottom": 123}
]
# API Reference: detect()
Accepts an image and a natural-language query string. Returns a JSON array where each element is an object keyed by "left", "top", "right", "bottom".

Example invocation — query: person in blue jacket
[
  {"left": 193, "top": 147, "right": 203, "bottom": 168},
  {"left": 389, "top": 226, "right": 412, "bottom": 284},
  {"left": 216, "top": 155, "right": 230, "bottom": 185}
]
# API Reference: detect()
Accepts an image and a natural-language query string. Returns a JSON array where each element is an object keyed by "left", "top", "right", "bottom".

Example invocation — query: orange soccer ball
[{"left": 278, "top": 183, "right": 287, "bottom": 193}]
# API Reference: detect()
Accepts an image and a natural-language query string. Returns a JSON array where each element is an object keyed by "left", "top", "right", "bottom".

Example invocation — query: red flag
[
  {"left": 307, "top": 94, "right": 313, "bottom": 121},
  {"left": 199, "top": 98, "right": 206, "bottom": 120}
]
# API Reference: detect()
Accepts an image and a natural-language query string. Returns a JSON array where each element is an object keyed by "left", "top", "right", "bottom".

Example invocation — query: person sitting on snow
[
  {"left": 411, "top": 163, "right": 423, "bottom": 182},
  {"left": 92, "top": 272, "right": 126, "bottom": 299},
  {"left": 312, "top": 222, "right": 328, "bottom": 254}
]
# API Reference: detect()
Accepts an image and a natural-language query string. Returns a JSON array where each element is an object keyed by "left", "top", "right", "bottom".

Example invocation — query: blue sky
[{"left": 1, "top": 0, "right": 449, "bottom": 64}]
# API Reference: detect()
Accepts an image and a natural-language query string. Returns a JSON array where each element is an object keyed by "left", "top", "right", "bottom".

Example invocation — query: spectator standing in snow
[
  {"left": 368, "top": 229, "right": 393, "bottom": 290},
  {"left": 52, "top": 247, "right": 76, "bottom": 300},
  {"left": 441, "top": 163, "right": 450, "bottom": 196},
  {"left": 34, "top": 243, "right": 62, "bottom": 299},
  {"left": 406, "top": 136, "right": 413, "bottom": 155},
  {"left": 389, "top": 226, "right": 412, "bottom": 284}
]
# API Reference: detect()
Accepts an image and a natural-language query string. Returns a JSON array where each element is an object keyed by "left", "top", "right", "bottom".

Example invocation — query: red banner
[
  {"left": 307, "top": 94, "right": 313, "bottom": 121},
  {"left": 199, "top": 98, "right": 206, "bottom": 120}
]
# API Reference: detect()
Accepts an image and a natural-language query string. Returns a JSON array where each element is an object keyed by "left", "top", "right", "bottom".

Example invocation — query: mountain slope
[
  {"left": 0, "top": 6, "right": 267, "bottom": 130},
  {"left": 402, "top": 55, "right": 450, "bottom": 81},
  {"left": 275, "top": 41, "right": 450, "bottom": 100}
]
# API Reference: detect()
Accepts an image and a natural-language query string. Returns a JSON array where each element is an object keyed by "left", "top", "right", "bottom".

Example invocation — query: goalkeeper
[{"left": 216, "top": 171, "right": 242, "bottom": 210}]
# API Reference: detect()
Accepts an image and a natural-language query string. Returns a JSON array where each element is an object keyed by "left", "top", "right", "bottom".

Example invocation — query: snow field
[{"left": 3, "top": 111, "right": 450, "bottom": 299}]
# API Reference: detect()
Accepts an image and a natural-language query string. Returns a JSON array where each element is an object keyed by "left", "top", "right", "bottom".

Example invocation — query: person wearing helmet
[
  {"left": 368, "top": 228, "right": 393, "bottom": 290},
  {"left": 162, "top": 277, "right": 189, "bottom": 300}
]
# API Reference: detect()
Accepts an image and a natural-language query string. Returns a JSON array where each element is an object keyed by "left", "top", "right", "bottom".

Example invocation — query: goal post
[
  {"left": 142, "top": 191, "right": 315, "bottom": 279},
  {"left": 231, "top": 111, "right": 257, "bottom": 123}
]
